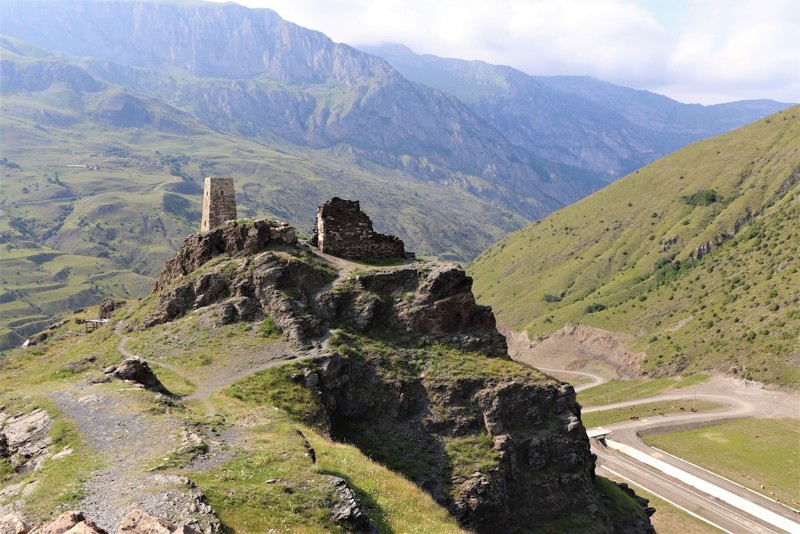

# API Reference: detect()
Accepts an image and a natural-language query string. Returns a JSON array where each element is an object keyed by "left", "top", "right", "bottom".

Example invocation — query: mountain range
[{"left": 0, "top": 0, "right": 792, "bottom": 350}]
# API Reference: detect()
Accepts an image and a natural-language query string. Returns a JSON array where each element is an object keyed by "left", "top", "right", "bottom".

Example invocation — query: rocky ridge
[
  {"left": 0, "top": 216, "right": 653, "bottom": 532},
  {"left": 132, "top": 220, "right": 653, "bottom": 532}
]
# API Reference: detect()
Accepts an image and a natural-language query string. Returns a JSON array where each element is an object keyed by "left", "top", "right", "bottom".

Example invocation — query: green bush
[
  {"left": 682, "top": 189, "right": 722, "bottom": 206},
  {"left": 258, "top": 317, "right": 282, "bottom": 338}
]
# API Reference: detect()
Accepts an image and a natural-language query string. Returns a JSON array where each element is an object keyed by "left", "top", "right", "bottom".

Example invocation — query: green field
[
  {"left": 582, "top": 399, "right": 721, "bottom": 428},
  {"left": 577, "top": 374, "right": 709, "bottom": 407},
  {"left": 644, "top": 418, "right": 800, "bottom": 506}
]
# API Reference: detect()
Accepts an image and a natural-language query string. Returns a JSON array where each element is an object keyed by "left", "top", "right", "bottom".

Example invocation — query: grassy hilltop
[{"left": 470, "top": 107, "right": 800, "bottom": 386}]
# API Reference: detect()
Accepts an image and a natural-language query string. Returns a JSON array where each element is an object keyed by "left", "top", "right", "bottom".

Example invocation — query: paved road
[
  {"left": 594, "top": 441, "right": 798, "bottom": 533},
  {"left": 531, "top": 362, "right": 800, "bottom": 532}
]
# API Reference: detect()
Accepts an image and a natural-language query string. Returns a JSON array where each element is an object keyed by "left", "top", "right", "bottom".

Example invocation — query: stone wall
[
  {"left": 201, "top": 177, "right": 237, "bottom": 232},
  {"left": 310, "top": 197, "right": 405, "bottom": 260}
]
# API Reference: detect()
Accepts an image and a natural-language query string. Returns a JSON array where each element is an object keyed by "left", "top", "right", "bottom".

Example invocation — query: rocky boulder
[
  {"left": 328, "top": 476, "right": 373, "bottom": 532},
  {"left": 0, "top": 513, "right": 30, "bottom": 534},
  {"left": 28, "top": 511, "right": 108, "bottom": 534},
  {"left": 98, "top": 299, "right": 126, "bottom": 320},
  {"left": 104, "top": 358, "right": 170, "bottom": 395},
  {"left": 297, "top": 345, "right": 655, "bottom": 533}
]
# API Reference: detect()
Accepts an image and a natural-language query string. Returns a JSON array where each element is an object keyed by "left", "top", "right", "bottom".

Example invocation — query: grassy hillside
[{"left": 470, "top": 107, "right": 800, "bottom": 386}]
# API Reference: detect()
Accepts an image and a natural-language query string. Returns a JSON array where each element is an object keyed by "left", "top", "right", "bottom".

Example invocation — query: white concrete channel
[{"left": 606, "top": 440, "right": 800, "bottom": 534}]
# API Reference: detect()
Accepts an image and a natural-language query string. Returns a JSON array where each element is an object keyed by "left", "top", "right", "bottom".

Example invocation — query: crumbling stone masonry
[
  {"left": 201, "top": 177, "right": 237, "bottom": 232},
  {"left": 310, "top": 197, "right": 405, "bottom": 260}
]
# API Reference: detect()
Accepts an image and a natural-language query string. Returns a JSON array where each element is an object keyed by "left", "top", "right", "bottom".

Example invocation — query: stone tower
[{"left": 201, "top": 177, "right": 237, "bottom": 232}]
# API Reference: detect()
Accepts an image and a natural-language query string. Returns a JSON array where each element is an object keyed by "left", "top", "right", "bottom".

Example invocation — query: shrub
[
  {"left": 258, "top": 317, "right": 282, "bottom": 338},
  {"left": 585, "top": 303, "right": 607, "bottom": 314},
  {"left": 682, "top": 189, "right": 722, "bottom": 206}
]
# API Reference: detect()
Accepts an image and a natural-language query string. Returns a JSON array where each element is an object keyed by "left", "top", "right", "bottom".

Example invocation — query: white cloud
[{"left": 212, "top": 0, "right": 800, "bottom": 104}]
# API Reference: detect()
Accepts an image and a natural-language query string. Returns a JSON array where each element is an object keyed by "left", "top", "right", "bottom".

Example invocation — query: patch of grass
[
  {"left": 643, "top": 418, "right": 800, "bottom": 506},
  {"left": 577, "top": 374, "right": 709, "bottom": 407},
  {"left": 307, "top": 428, "right": 466, "bottom": 533},
  {"left": 150, "top": 364, "right": 196, "bottom": 397},
  {"left": 582, "top": 399, "right": 722, "bottom": 428},
  {"left": 225, "top": 363, "right": 322, "bottom": 424},
  {"left": 594, "top": 476, "right": 650, "bottom": 524},
  {"left": 682, "top": 189, "right": 722, "bottom": 206},
  {"left": 257, "top": 316, "right": 282, "bottom": 339},
  {"left": 16, "top": 401, "right": 97, "bottom": 521},
  {"left": 192, "top": 417, "right": 344, "bottom": 533},
  {"left": 445, "top": 433, "right": 499, "bottom": 478}
]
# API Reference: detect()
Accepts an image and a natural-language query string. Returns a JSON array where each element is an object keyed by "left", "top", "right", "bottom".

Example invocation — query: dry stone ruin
[
  {"left": 201, "top": 177, "right": 237, "bottom": 232},
  {"left": 310, "top": 197, "right": 406, "bottom": 260}
]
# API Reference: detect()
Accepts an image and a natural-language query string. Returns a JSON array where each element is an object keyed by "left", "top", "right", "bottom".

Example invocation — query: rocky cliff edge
[{"left": 130, "top": 219, "right": 653, "bottom": 533}]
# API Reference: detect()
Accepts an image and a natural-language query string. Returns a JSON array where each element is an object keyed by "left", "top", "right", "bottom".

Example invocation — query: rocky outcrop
[
  {"left": 98, "top": 299, "right": 125, "bottom": 320},
  {"left": 103, "top": 358, "right": 170, "bottom": 395},
  {"left": 297, "top": 346, "right": 654, "bottom": 533},
  {"left": 3, "top": 509, "right": 206, "bottom": 534},
  {"left": 147, "top": 229, "right": 504, "bottom": 355},
  {"left": 145, "top": 249, "right": 335, "bottom": 343},
  {"left": 310, "top": 197, "right": 405, "bottom": 260},
  {"left": 0, "top": 409, "right": 52, "bottom": 474},
  {"left": 0, "top": 513, "right": 30, "bottom": 534},
  {"left": 327, "top": 476, "right": 374, "bottom": 532},
  {"left": 137, "top": 220, "right": 652, "bottom": 532},
  {"left": 153, "top": 219, "right": 297, "bottom": 292},
  {"left": 319, "top": 263, "right": 507, "bottom": 356},
  {"left": 28, "top": 511, "right": 107, "bottom": 534}
]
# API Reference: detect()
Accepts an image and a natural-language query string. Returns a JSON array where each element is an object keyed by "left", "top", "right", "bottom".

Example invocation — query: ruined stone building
[
  {"left": 311, "top": 197, "right": 405, "bottom": 260},
  {"left": 201, "top": 177, "right": 237, "bottom": 232}
]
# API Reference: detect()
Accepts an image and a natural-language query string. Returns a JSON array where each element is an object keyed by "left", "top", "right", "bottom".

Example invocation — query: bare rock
[
  {"left": 328, "top": 476, "right": 374, "bottom": 532},
  {"left": 98, "top": 299, "right": 126, "bottom": 320},
  {"left": 104, "top": 358, "right": 170, "bottom": 395},
  {"left": 62, "top": 523, "right": 106, "bottom": 534},
  {"left": 0, "top": 513, "right": 30, "bottom": 534},
  {"left": 2, "top": 409, "right": 52, "bottom": 473},
  {"left": 117, "top": 510, "right": 173, "bottom": 534},
  {"left": 29, "top": 511, "right": 91, "bottom": 534},
  {"left": 153, "top": 219, "right": 297, "bottom": 292}
]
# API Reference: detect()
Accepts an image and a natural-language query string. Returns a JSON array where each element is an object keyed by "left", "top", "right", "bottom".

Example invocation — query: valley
[{"left": 1, "top": 1, "right": 798, "bottom": 532}]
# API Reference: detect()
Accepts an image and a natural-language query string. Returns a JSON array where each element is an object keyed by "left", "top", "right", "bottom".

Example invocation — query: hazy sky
[{"left": 209, "top": 0, "right": 799, "bottom": 105}]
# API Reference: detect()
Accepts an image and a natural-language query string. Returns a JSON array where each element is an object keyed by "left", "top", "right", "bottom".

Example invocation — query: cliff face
[
  {"left": 138, "top": 225, "right": 654, "bottom": 532},
  {"left": 298, "top": 343, "right": 639, "bottom": 533}
]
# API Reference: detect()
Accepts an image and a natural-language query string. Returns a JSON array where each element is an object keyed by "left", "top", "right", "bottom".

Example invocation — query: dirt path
[
  {"left": 47, "top": 320, "right": 321, "bottom": 531},
  {"left": 534, "top": 366, "right": 606, "bottom": 392},
  {"left": 49, "top": 383, "right": 184, "bottom": 531}
]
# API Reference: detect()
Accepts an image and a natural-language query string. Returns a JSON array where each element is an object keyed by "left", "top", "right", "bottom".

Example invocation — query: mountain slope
[
  {"left": 0, "top": 220, "right": 654, "bottom": 532},
  {"left": 470, "top": 107, "right": 800, "bottom": 386},
  {"left": 361, "top": 43, "right": 793, "bottom": 180}
]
